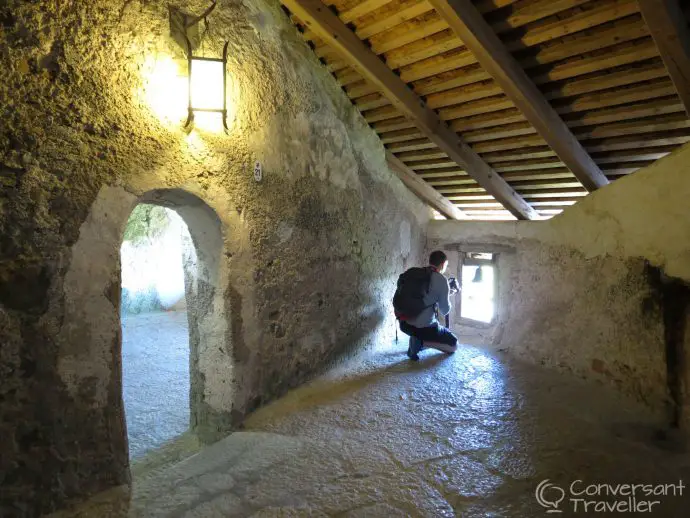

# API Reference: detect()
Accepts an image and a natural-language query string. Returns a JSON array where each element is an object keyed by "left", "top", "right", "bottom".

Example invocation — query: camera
[{"left": 448, "top": 276, "right": 459, "bottom": 293}]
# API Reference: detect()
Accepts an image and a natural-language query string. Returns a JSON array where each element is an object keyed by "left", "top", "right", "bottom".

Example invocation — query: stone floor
[
  {"left": 50, "top": 342, "right": 690, "bottom": 517},
  {"left": 122, "top": 310, "right": 190, "bottom": 459}
]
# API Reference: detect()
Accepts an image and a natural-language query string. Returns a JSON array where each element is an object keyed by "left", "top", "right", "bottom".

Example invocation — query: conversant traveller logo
[
  {"left": 535, "top": 479, "right": 685, "bottom": 513},
  {"left": 536, "top": 480, "right": 566, "bottom": 513}
]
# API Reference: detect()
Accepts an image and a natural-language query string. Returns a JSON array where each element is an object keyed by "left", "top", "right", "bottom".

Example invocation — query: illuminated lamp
[{"left": 169, "top": 1, "right": 229, "bottom": 130}]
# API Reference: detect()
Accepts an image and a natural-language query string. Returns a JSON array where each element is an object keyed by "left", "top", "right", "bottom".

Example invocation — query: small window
[{"left": 459, "top": 252, "right": 496, "bottom": 324}]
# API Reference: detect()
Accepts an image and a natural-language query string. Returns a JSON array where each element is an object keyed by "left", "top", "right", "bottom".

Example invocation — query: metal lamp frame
[
  {"left": 183, "top": 37, "right": 229, "bottom": 130},
  {"left": 170, "top": 1, "right": 228, "bottom": 130}
]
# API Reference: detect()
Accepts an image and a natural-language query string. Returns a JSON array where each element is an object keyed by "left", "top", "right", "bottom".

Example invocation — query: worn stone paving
[
  {"left": 50, "top": 343, "right": 690, "bottom": 517},
  {"left": 122, "top": 311, "right": 190, "bottom": 459}
]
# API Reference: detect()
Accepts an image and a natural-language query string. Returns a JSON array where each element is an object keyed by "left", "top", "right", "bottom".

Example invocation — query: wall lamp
[{"left": 169, "top": 1, "right": 229, "bottom": 130}]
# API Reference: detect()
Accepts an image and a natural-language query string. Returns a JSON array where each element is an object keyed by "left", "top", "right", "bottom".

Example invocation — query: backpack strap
[{"left": 424, "top": 266, "right": 433, "bottom": 294}]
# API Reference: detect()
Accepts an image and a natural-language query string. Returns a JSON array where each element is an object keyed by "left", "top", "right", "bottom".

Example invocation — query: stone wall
[
  {"left": 0, "top": 1, "right": 429, "bottom": 515},
  {"left": 429, "top": 142, "right": 690, "bottom": 428}
]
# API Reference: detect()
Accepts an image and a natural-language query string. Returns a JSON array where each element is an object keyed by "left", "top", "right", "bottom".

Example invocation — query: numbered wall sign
[{"left": 254, "top": 161, "right": 263, "bottom": 182}]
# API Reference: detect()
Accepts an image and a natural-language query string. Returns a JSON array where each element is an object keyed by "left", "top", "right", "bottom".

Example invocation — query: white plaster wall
[
  {"left": 432, "top": 141, "right": 690, "bottom": 282},
  {"left": 56, "top": 186, "right": 137, "bottom": 407},
  {"left": 428, "top": 142, "right": 690, "bottom": 414}
]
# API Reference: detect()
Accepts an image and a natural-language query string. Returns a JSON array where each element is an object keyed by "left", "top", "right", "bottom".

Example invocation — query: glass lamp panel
[{"left": 190, "top": 59, "right": 224, "bottom": 110}]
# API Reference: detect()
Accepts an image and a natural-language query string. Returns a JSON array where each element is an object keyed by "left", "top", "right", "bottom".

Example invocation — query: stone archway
[
  {"left": 138, "top": 189, "right": 234, "bottom": 443},
  {"left": 55, "top": 186, "right": 237, "bottom": 487}
]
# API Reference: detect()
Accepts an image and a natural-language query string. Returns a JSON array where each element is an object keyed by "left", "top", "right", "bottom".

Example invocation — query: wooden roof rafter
[
  {"left": 386, "top": 152, "right": 469, "bottom": 219},
  {"left": 283, "top": 0, "right": 690, "bottom": 221},
  {"left": 429, "top": 0, "right": 609, "bottom": 191},
  {"left": 282, "top": 0, "right": 538, "bottom": 220},
  {"left": 638, "top": 0, "right": 690, "bottom": 118}
]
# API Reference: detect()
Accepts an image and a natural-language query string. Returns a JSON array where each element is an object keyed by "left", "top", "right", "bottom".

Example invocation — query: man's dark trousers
[{"left": 399, "top": 321, "right": 458, "bottom": 352}]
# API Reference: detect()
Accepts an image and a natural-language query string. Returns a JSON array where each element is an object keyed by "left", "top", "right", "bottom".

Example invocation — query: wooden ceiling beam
[
  {"left": 638, "top": 0, "right": 690, "bottom": 117},
  {"left": 347, "top": 39, "right": 660, "bottom": 102},
  {"left": 563, "top": 97, "right": 685, "bottom": 128},
  {"left": 363, "top": 105, "right": 401, "bottom": 123},
  {"left": 446, "top": 190, "right": 587, "bottom": 201},
  {"left": 483, "top": 148, "right": 557, "bottom": 162},
  {"left": 591, "top": 146, "right": 677, "bottom": 162},
  {"left": 396, "top": 149, "right": 449, "bottom": 161},
  {"left": 439, "top": 180, "right": 582, "bottom": 194},
  {"left": 408, "top": 158, "right": 459, "bottom": 169},
  {"left": 372, "top": 117, "right": 417, "bottom": 133},
  {"left": 379, "top": 128, "right": 426, "bottom": 144},
  {"left": 436, "top": 185, "right": 488, "bottom": 194},
  {"left": 369, "top": 13, "right": 448, "bottom": 56},
  {"left": 408, "top": 39, "right": 658, "bottom": 99},
  {"left": 583, "top": 131, "right": 690, "bottom": 153},
  {"left": 387, "top": 138, "right": 438, "bottom": 152},
  {"left": 430, "top": 0, "right": 609, "bottom": 192},
  {"left": 427, "top": 178, "right": 478, "bottom": 186},
  {"left": 456, "top": 98, "right": 685, "bottom": 145},
  {"left": 500, "top": 170, "right": 575, "bottom": 182},
  {"left": 418, "top": 169, "right": 466, "bottom": 178},
  {"left": 281, "top": 0, "right": 537, "bottom": 219},
  {"left": 456, "top": 113, "right": 690, "bottom": 149},
  {"left": 493, "top": 159, "right": 564, "bottom": 172},
  {"left": 386, "top": 152, "right": 468, "bottom": 220},
  {"left": 354, "top": 93, "right": 391, "bottom": 111},
  {"left": 463, "top": 122, "right": 537, "bottom": 142},
  {"left": 421, "top": 66, "right": 669, "bottom": 114},
  {"left": 449, "top": 109, "right": 526, "bottom": 132},
  {"left": 439, "top": 95, "right": 515, "bottom": 120}
]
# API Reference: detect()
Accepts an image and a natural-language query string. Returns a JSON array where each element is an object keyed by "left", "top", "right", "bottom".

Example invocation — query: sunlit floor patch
[{"left": 51, "top": 343, "right": 690, "bottom": 517}]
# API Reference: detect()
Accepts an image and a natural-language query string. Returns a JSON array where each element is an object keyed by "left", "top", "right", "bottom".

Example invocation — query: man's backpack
[{"left": 393, "top": 267, "right": 433, "bottom": 321}]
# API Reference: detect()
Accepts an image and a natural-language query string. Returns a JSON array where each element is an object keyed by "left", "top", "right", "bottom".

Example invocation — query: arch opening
[
  {"left": 117, "top": 188, "right": 234, "bottom": 464},
  {"left": 120, "top": 204, "right": 193, "bottom": 459}
]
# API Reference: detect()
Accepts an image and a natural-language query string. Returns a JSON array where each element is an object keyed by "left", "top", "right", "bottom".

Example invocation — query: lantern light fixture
[{"left": 169, "top": 1, "right": 229, "bottom": 130}]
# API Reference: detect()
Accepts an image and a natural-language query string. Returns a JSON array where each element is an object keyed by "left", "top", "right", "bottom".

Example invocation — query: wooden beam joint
[{"left": 387, "top": 153, "right": 468, "bottom": 220}]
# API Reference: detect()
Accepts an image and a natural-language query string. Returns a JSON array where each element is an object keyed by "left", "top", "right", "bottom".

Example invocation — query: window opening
[{"left": 459, "top": 252, "right": 496, "bottom": 324}]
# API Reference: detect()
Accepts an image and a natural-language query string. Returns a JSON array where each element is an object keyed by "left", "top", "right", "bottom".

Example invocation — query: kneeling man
[{"left": 394, "top": 250, "right": 459, "bottom": 361}]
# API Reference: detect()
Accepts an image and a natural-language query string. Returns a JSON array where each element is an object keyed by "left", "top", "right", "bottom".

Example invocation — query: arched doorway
[
  {"left": 52, "top": 186, "right": 239, "bottom": 495},
  {"left": 120, "top": 203, "right": 193, "bottom": 459},
  {"left": 130, "top": 189, "right": 235, "bottom": 446}
]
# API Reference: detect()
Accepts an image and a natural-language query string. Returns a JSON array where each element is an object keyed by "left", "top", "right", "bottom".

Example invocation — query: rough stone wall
[
  {"left": 0, "top": 1, "right": 429, "bottom": 515},
  {"left": 429, "top": 142, "right": 690, "bottom": 424}
]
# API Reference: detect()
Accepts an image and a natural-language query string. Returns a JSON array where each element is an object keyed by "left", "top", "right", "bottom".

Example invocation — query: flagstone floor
[
  {"left": 121, "top": 311, "right": 190, "bottom": 459},
  {"left": 49, "top": 342, "right": 690, "bottom": 517}
]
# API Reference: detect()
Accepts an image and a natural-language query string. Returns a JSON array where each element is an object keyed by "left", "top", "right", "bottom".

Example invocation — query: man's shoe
[{"left": 407, "top": 337, "right": 422, "bottom": 361}]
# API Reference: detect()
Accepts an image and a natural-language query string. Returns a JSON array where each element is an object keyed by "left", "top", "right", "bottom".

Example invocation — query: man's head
[{"left": 429, "top": 250, "right": 448, "bottom": 274}]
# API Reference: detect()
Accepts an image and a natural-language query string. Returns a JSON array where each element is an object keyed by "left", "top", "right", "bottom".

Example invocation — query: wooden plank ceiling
[{"left": 280, "top": 0, "right": 690, "bottom": 220}]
